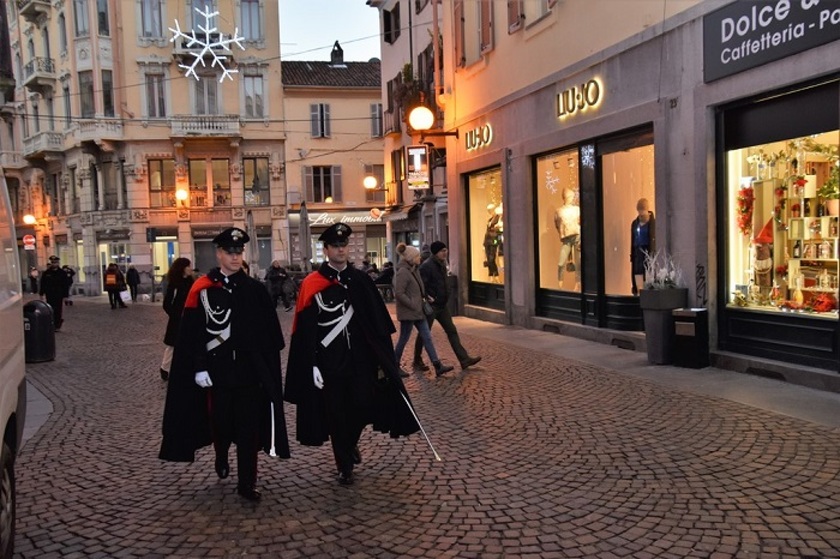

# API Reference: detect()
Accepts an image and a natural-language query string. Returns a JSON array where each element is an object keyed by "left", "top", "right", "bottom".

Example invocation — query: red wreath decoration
[{"left": 736, "top": 186, "right": 754, "bottom": 237}]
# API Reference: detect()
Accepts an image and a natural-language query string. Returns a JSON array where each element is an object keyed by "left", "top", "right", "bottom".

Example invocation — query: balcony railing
[
  {"left": 172, "top": 32, "right": 239, "bottom": 63},
  {"left": 170, "top": 114, "right": 241, "bottom": 137},
  {"left": 17, "top": 0, "right": 50, "bottom": 24},
  {"left": 23, "top": 57, "right": 56, "bottom": 94},
  {"left": 23, "top": 131, "right": 63, "bottom": 158},
  {"left": 0, "top": 151, "right": 25, "bottom": 169},
  {"left": 76, "top": 118, "right": 123, "bottom": 143},
  {"left": 384, "top": 109, "right": 402, "bottom": 136}
]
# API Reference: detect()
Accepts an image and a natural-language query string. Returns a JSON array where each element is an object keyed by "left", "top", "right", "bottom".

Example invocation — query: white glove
[
  {"left": 194, "top": 371, "right": 213, "bottom": 388},
  {"left": 312, "top": 366, "right": 324, "bottom": 390}
]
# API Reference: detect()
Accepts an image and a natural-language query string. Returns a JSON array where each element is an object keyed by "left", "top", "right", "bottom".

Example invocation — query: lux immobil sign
[{"left": 703, "top": 0, "right": 840, "bottom": 83}]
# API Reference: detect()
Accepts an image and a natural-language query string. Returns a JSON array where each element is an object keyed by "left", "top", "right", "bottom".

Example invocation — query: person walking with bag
[
  {"left": 159, "top": 258, "right": 194, "bottom": 381},
  {"left": 104, "top": 263, "right": 127, "bottom": 309},
  {"left": 412, "top": 241, "right": 481, "bottom": 372},
  {"left": 394, "top": 243, "right": 454, "bottom": 378}
]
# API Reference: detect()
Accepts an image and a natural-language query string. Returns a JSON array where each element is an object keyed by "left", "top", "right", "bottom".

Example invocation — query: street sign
[
  {"left": 22, "top": 234, "right": 35, "bottom": 251},
  {"left": 406, "top": 144, "right": 430, "bottom": 190}
]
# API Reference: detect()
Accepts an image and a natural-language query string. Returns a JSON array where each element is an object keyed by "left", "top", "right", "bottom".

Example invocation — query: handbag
[
  {"left": 422, "top": 300, "right": 434, "bottom": 317},
  {"left": 119, "top": 290, "right": 131, "bottom": 304}
]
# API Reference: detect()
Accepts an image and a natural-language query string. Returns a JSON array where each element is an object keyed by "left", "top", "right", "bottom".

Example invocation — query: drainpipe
[{"left": 432, "top": 0, "right": 444, "bottom": 108}]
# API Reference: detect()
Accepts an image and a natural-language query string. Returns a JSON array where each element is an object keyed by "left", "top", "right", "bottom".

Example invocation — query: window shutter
[
  {"left": 384, "top": 8, "right": 393, "bottom": 44},
  {"left": 454, "top": 0, "right": 465, "bottom": 68},
  {"left": 303, "top": 166, "right": 314, "bottom": 201},
  {"left": 323, "top": 104, "right": 331, "bottom": 137},
  {"left": 332, "top": 166, "right": 342, "bottom": 201},
  {"left": 371, "top": 103, "right": 383, "bottom": 137},
  {"left": 480, "top": 0, "right": 493, "bottom": 53},
  {"left": 310, "top": 104, "right": 320, "bottom": 137},
  {"left": 507, "top": 0, "right": 523, "bottom": 33}
]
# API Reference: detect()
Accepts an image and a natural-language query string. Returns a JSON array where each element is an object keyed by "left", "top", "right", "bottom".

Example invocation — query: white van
[{"left": 0, "top": 177, "right": 26, "bottom": 558}]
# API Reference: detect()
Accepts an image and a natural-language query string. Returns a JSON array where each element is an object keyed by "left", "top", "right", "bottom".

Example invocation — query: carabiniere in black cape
[
  {"left": 159, "top": 268, "right": 290, "bottom": 462},
  {"left": 284, "top": 263, "right": 419, "bottom": 446}
]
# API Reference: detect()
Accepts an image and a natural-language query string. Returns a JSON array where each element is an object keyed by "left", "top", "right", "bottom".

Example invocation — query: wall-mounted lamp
[
  {"left": 324, "top": 196, "right": 334, "bottom": 204},
  {"left": 408, "top": 94, "right": 458, "bottom": 142},
  {"left": 363, "top": 174, "right": 379, "bottom": 190},
  {"left": 175, "top": 188, "right": 188, "bottom": 207},
  {"left": 22, "top": 214, "right": 37, "bottom": 225}
]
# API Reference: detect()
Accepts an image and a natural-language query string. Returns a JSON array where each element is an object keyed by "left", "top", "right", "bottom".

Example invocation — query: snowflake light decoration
[
  {"left": 169, "top": 5, "right": 245, "bottom": 83},
  {"left": 580, "top": 144, "right": 595, "bottom": 169},
  {"left": 544, "top": 171, "right": 559, "bottom": 194}
]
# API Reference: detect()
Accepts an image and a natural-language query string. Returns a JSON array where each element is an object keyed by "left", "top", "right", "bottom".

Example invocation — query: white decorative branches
[{"left": 169, "top": 5, "right": 245, "bottom": 83}]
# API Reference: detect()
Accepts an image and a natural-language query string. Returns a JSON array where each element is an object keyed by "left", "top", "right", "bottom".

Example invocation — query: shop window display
[
  {"left": 536, "top": 148, "right": 581, "bottom": 292},
  {"left": 725, "top": 132, "right": 840, "bottom": 317},
  {"left": 601, "top": 144, "right": 655, "bottom": 296},
  {"left": 468, "top": 168, "right": 504, "bottom": 284}
]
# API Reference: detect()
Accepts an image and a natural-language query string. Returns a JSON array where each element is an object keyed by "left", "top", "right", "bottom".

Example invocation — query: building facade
[
  {"left": 5, "top": 0, "right": 285, "bottom": 293},
  {"left": 368, "top": 0, "right": 450, "bottom": 255},
  {"left": 382, "top": 0, "right": 840, "bottom": 388},
  {"left": 281, "top": 42, "right": 386, "bottom": 270}
]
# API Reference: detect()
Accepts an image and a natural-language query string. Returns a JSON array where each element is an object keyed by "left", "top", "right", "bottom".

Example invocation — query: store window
[
  {"left": 468, "top": 167, "right": 504, "bottom": 284},
  {"left": 721, "top": 80, "right": 840, "bottom": 330},
  {"left": 535, "top": 148, "right": 580, "bottom": 292},
  {"left": 602, "top": 141, "right": 655, "bottom": 296},
  {"left": 725, "top": 131, "right": 839, "bottom": 317},
  {"left": 211, "top": 159, "right": 230, "bottom": 206}
]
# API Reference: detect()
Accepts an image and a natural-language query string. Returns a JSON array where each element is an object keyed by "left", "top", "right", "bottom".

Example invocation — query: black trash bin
[
  {"left": 23, "top": 300, "right": 56, "bottom": 363},
  {"left": 672, "top": 308, "right": 709, "bottom": 368}
]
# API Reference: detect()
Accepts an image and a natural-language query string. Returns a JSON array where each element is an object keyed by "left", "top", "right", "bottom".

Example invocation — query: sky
[{"left": 278, "top": 1, "right": 382, "bottom": 62}]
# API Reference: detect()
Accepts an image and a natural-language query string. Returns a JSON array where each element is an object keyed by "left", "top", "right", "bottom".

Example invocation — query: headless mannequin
[{"left": 554, "top": 189, "right": 581, "bottom": 290}]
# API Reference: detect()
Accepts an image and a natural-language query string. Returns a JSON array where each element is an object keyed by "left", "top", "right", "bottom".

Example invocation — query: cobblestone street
[{"left": 14, "top": 295, "right": 840, "bottom": 558}]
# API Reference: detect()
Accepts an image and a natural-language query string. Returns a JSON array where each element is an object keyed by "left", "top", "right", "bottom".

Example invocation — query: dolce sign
[
  {"left": 704, "top": 0, "right": 840, "bottom": 82},
  {"left": 556, "top": 78, "right": 603, "bottom": 121}
]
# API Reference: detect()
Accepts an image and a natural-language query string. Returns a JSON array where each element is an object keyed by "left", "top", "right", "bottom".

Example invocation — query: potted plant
[
  {"left": 817, "top": 164, "right": 840, "bottom": 215},
  {"left": 638, "top": 249, "right": 688, "bottom": 364}
]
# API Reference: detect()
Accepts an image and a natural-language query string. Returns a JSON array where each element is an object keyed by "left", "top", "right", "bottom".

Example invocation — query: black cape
[
  {"left": 159, "top": 269, "right": 290, "bottom": 462},
  {"left": 284, "top": 264, "right": 419, "bottom": 446}
]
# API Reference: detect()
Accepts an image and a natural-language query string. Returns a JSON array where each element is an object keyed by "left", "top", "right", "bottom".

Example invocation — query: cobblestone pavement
[{"left": 14, "top": 295, "right": 840, "bottom": 558}]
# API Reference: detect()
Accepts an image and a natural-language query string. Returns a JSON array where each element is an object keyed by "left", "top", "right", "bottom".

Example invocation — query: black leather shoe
[
  {"left": 413, "top": 360, "right": 430, "bottom": 372},
  {"left": 237, "top": 485, "right": 261, "bottom": 501},
  {"left": 460, "top": 356, "right": 482, "bottom": 370},
  {"left": 351, "top": 446, "right": 362, "bottom": 465},
  {"left": 434, "top": 362, "right": 454, "bottom": 377},
  {"left": 399, "top": 368, "right": 410, "bottom": 378},
  {"left": 215, "top": 457, "right": 229, "bottom": 479},
  {"left": 338, "top": 471, "right": 354, "bottom": 486},
  {"left": 159, "top": 369, "right": 169, "bottom": 381}
]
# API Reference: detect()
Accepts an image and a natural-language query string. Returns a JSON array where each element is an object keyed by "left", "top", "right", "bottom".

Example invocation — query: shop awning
[{"left": 381, "top": 203, "right": 421, "bottom": 222}]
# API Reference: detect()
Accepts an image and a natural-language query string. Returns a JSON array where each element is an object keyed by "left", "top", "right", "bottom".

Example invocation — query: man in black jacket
[
  {"left": 159, "top": 227, "right": 289, "bottom": 502},
  {"left": 285, "top": 223, "right": 418, "bottom": 486},
  {"left": 412, "top": 241, "right": 481, "bottom": 372},
  {"left": 39, "top": 255, "right": 68, "bottom": 330}
]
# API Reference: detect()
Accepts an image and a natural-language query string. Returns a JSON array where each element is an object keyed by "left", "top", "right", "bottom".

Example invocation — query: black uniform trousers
[
  {"left": 322, "top": 364, "right": 374, "bottom": 476},
  {"left": 45, "top": 295, "right": 64, "bottom": 329},
  {"left": 209, "top": 383, "right": 261, "bottom": 489}
]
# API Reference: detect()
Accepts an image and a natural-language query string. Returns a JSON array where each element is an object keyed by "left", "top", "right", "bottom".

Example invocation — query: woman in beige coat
[{"left": 393, "top": 243, "right": 454, "bottom": 377}]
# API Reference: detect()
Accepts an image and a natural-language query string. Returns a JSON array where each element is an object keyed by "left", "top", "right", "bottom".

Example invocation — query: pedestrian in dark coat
[
  {"left": 159, "top": 258, "right": 194, "bottom": 381},
  {"left": 412, "top": 241, "right": 481, "bottom": 372},
  {"left": 159, "top": 228, "right": 289, "bottom": 502},
  {"left": 104, "top": 263, "right": 127, "bottom": 309},
  {"left": 126, "top": 265, "right": 141, "bottom": 302},
  {"left": 62, "top": 265, "right": 75, "bottom": 305},
  {"left": 39, "top": 255, "right": 68, "bottom": 330},
  {"left": 285, "top": 223, "right": 419, "bottom": 486}
]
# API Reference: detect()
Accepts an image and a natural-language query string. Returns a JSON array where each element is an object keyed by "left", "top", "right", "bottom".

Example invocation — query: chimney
[{"left": 330, "top": 41, "right": 344, "bottom": 65}]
